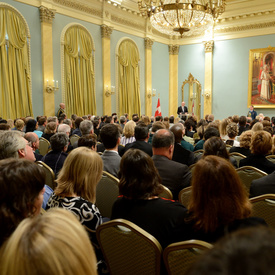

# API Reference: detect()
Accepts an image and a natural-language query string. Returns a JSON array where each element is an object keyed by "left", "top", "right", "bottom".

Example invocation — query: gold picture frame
[{"left": 248, "top": 46, "right": 275, "bottom": 108}]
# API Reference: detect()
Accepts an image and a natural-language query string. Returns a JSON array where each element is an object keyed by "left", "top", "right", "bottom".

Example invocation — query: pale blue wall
[
  {"left": 152, "top": 42, "right": 169, "bottom": 116},
  {"left": 213, "top": 34, "right": 275, "bottom": 120},
  {"left": 111, "top": 30, "right": 145, "bottom": 116},
  {"left": 178, "top": 43, "right": 205, "bottom": 118},
  {"left": 3, "top": 0, "right": 43, "bottom": 118},
  {"left": 53, "top": 14, "right": 103, "bottom": 116}
]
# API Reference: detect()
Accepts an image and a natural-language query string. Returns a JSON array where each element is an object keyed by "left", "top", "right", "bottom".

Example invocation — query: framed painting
[{"left": 248, "top": 46, "right": 275, "bottom": 108}]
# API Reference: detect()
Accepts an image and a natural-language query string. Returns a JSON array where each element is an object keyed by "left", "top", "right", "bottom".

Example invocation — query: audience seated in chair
[
  {"left": 225, "top": 122, "right": 240, "bottom": 147},
  {"left": 184, "top": 156, "right": 266, "bottom": 243},
  {"left": 119, "top": 120, "right": 136, "bottom": 146},
  {"left": 42, "top": 133, "right": 68, "bottom": 177},
  {"left": 0, "top": 158, "right": 45, "bottom": 247},
  {"left": 239, "top": 130, "right": 275, "bottom": 174},
  {"left": 203, "top": 137, "right": 237, "bottom": 168},
  {"left": 194, "top": 126, "right": 220, "bottom": 151},
  {"left": 229, "top": 130, "right": 252, "bottom": 157},
  {"left": 42, "top": 122, "right": 57, "bottom": 141},
  {"left": 124, "top": 122, "right": 152, "bottom": 156},
  {"left": 0, "top": 208, "right": 97, "bottom": 275},
  {"left": 100, "top": 123, "right": 121, "bottom": 177},
  {"left": 152, "top": 129, "right": 191, "bottom": 200},
  {"left": 46, "top": 147, "right": 105, "bottom": 272},
  {"left": 170, "top": 123, "right": 197, "bottom": 166},
  {"left": 111, "top": 149, "right": 188, "bottom": 248},
  {"left": 24, "top": 132, "right": 43, "bottom": 161}
]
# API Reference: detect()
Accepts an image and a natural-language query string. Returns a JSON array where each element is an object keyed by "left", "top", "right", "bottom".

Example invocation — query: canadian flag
[
  {"left": 192, "top": 100, "right": 195, "bottom": 116},
  {"left": 155, "top": 97, "right": 162, "bottom": 117}
]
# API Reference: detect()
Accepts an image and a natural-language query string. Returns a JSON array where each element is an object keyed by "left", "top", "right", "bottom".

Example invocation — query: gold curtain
[
  {"left": 0, "top": 8, "right": 33, "bottom": 119},
  {"left": 118, "top": 40, "right": 140, "bottom": 117},
  {"left": 64, "top": 26, "right": 96, "bottom": 117}
]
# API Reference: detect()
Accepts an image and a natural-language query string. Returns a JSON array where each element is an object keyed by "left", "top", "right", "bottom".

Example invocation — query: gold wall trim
[
  {"left": 169, "top": 45, "right": 179, "bottom": 55},
  {"left": 145, "top": 37, "right": 154, "bottom": 49},
  {"left": 101, "top": 24, "right": 113, "bottom": 39},
  {"left": 204, "top": 41, "right": 214, "bottom": 53},
  {"left": 39, "top": 6, "right": 56, "bottom": 23},
  {"left": 53, "top": 0, "right": 102, "bottom": 17}
]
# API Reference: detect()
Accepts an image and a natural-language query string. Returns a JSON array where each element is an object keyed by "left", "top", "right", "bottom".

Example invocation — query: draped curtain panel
[
  {"left": 118, "top": 40, "right": 141, "bottom": 117},
  {"left": 64, "top": 26, "right": 96, "bottom": 117},
  {"left": 0, "top": 7, "right": 33, "bottom": 119}
]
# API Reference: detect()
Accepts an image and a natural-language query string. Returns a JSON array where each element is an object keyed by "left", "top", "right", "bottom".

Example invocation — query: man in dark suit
[
  {"left": 170, "top": 124, "right": 196, "bottom": 166},
  {"left": 250, "top": 172, "right": 275, "bottom": 197},
  {"left": 124, "top": 122, "right": 152, "bottom": 156},
  {"left": 152, "top": 129, "right": 192, "bottom": 200},
  {"left": 177, "top": 101, "right": 188, "bottom": 116},
  {"left": 100, "top": 124, "right": 121, "bottom": 177}
]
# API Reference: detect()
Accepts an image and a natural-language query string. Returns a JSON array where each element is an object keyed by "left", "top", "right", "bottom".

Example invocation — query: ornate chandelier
[{"left": 138, "top": 0, "right": 226, "bottom": 37}]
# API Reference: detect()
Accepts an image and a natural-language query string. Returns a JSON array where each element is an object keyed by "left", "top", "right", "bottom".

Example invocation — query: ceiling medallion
[{"left": 138, "top": 0, "right": 226, "bottom": 37}]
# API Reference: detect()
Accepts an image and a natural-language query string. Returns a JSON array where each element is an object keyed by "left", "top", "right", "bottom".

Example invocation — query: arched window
[
  {"left": 62, "top": 25, "right": 96, "bottom": 117},
  {"left": 117, "top": 39, "right": 140, "bottom": 116},
  {"left": 0, "top": 4, "right": 33, "bottom": 119}
]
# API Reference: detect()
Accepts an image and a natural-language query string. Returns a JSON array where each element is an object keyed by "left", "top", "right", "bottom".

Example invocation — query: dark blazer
[
  {"left": 239, "top": 154, "right": 275, "bottom": 174},
  {"left": 177, "top": 105, "right": 188, "bottom": 115},
  {"left": 42, "top": 151, "right": 67, "bottom": 177},
  {"left": 152, "top": 155, "right": 192, "bottom": 200},
  {"left": 172, "top": 143, "right": 196, "bottom": 166},
  {"left": 250, "top": 172, "right": 275, "bottom": 197},
  {"left": 124, "top": 140, "right": 152, "bottom": 156},
  {"left": 229, "top": 146, "right": 251, "bottom": 157}
]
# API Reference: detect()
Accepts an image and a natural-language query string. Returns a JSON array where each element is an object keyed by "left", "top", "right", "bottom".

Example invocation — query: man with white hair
[
  {"left": 58, "top": 123, "right": 71, "bottom": 137},
  {"left": 0, "top": 131, "right": 35, "bottom": 162},
  {"left": 24, "top": 132, "right": 43, "bottom": 161}
]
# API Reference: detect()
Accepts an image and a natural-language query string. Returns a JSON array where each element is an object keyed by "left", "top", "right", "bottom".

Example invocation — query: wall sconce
[
  {"left": 147, "top": 88, "right": 156, "bottom": 98},
  {"left": 202, "top": 89, "right": 211, "bottom": 99},
  {"left": 46, "top": 79, "right": 59, "bottom": 93},
  {"left": 105, "top": 85, "right": 115, "bottom": 97}
]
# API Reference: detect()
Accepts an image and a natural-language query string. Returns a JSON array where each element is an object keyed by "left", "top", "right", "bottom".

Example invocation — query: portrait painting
[{"left": 248, "top": 46, "right": 275, "bottom": 108}]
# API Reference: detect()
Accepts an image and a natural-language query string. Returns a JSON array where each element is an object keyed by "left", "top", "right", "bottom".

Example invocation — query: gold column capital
[
  {"left": 145, "top": 37, "right": 154, "bottom": 49},
  {"left": 39, "top": 6, "right": 55, "bottom": 23},
  {"left": 204, "top": 40, "right": 214, "bottom": 53},
  {"left": 101, "top": 24, "right": 113, "bottom": 39},
  {"left": 169, "top": 45, "right": 179, "bottom": 55}
]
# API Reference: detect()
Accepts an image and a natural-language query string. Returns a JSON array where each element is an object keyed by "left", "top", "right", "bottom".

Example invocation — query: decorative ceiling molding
[
  {"left": 53, "top": 0, "right": 102, "bottom": 17},
  {"left": 215, "top": 20, "right": 275, "bottom": 34},
  {"left": 111, "top": 14, "right": 144, "bottom": 31}
]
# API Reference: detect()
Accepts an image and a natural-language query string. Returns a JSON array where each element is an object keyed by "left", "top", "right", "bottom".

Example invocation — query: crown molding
[{"left": 13, "top": 0, "right": 275, "bottom": 45}]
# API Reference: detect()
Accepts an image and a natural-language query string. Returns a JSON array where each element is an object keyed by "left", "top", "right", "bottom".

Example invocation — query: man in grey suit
[
  {"left": 152, "top": 129, "right": 192, "bottom": 200},
  {"left": 100, "top": 123, "right": 121, "bottom": 178}
]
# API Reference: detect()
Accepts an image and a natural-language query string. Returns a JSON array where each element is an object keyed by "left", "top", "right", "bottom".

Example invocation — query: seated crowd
[{"left": 1, "top": 109, "right": 275, "bottom": 274}]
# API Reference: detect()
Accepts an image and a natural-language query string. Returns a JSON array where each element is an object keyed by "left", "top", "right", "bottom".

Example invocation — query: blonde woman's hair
[
  {"left": 123, "top": 120, "right": 136, "bottom": 138},
  {"left": 251, "top": 122, "right": 264, "bottom": 132},
  {"left": 55, "top": 147, "right": 103, "bottom": 203},
  {"left": 0, "top": 208, "right": 97, "bottom": 275},
  {"left": 220, "top": 118, "right": 230, "bottom": 136}
]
